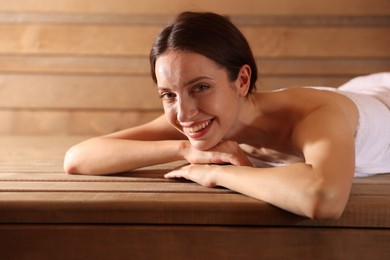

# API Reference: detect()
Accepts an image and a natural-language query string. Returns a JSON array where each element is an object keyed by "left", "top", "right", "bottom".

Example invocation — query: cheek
[
  {"left": 208, "top": 91, "right": 239, "bottom": 115},
  {"left": 163, "top": 104, "right": 178, "bottom": 125}
]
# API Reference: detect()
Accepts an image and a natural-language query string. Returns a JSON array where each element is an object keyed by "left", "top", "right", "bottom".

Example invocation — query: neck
[{"left": 225, "top": 94, "right": 269, "bottom": 145}]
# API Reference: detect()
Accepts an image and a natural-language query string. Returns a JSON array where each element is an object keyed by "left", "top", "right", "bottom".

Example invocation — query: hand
[
  {"left": 165, "top": 163, "right": 221, "bottom": 188},
  {"left": 183, "top": 140, "right": 253, "bottom": 167}
]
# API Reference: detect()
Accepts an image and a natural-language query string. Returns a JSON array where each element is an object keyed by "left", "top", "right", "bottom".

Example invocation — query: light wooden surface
[
  {"left": 0, "top": 135, "right": 389, "bottom": 227},
  {"left": 0, "top": 0, "right": 389, "bottom": 135},
  {"left": 2, "top": 0, "right": 390, "bottom": 15},
  {"left": 0, "top": 136, "right": 389, "bottom": 259}
]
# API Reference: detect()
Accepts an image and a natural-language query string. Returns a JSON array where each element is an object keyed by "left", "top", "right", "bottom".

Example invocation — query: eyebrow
[
  {"left": 157, "top": 76, "right": 213, "bottom": 90},
  {"left": 184, "top": 76, "right": 213, "bottom": 87}
]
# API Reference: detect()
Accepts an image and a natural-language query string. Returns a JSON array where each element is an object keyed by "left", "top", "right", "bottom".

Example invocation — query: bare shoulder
[
  {"left": 261, "top": 87, "right": 358, "bottom": 122},
  {"left": 104, "top": 114, "right": 185, "bottom": 140},
  {"left": 258, "top": 87, "right": 359, "bottom": 155},
  {"left": 285, "top": 87, "right": 359, "bottom": 159},
  {"left": 287, "top": 87, "right": 358, "bottom": 131}
]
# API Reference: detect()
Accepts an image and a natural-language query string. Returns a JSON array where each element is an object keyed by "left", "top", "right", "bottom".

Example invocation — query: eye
[
  {"left": 159, "top": 92, "right": 176, "bottom": 101},
  {"left": 192, "top": 84, "right": 209, "bottom": 93}
]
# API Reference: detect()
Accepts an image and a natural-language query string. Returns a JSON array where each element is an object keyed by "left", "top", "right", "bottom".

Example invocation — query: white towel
[{"left": 338, "top": 73, "right": 390, "bottom": 177}]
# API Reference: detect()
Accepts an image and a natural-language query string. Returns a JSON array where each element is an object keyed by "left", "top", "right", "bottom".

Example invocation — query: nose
[{"left": 177, "top": 97, "right": 198, "bottom": 123}]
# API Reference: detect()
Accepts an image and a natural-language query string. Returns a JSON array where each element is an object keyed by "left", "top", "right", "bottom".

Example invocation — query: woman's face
[{"left": 155, "top": 51, "right": 246, "bottom": 150}]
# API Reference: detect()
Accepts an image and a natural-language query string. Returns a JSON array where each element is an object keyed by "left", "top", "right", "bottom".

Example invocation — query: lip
[{"left": 182, "top": 119, "right": 213, "bottom": 138}]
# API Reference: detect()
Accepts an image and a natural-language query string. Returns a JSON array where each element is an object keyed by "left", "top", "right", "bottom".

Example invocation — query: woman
[{"left": 64, "top": 12, "right": 390, "bottom": 219}]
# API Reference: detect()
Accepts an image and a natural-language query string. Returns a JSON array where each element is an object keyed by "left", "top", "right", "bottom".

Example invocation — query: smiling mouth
[{"left": 184, "top": 119, "right": 212, "bottom": 133}]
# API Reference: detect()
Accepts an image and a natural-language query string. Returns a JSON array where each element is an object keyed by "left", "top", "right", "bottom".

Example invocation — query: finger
[
  {"left": 229, "top": 154, "right": 253, "bottom": 167},
  {"left": 164, "top": 165, "right": 190, "bottom": 179},
  {"left": 164, "top": 171, "right": 181, "bottom": 179},
  {"left": 218, "top": 153, "right": 249, "bottom": 166}
]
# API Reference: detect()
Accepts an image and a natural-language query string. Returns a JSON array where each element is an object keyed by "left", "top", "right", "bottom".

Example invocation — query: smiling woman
[
  {"left": 63, "top": 11, "right": 390, "bottom": 219},
  {"left": 155, "top": 51, "right": 251, "bottom": 151}
]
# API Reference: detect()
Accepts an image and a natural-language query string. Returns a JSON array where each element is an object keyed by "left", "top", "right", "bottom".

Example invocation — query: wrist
[
  {"left": 212, "top": 164, "right": 236, "bottom": 188},
  {"left": 177, "top": 140, "right": 191, "bottom": 161}
]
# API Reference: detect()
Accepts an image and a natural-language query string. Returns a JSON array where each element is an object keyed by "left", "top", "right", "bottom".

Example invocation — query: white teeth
[{"left": 187, "top": 120, "right": 211, "bottom": 133}]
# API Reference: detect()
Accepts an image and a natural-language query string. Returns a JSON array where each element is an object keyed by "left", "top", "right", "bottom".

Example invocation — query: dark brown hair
[{"left": 150, "top": 11, "right": 258, "bottom": 94}]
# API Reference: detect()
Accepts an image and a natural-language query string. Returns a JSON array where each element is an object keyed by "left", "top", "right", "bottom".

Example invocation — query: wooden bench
[{"left": 0, "top": 136, "right": 389, "bottom": 259}]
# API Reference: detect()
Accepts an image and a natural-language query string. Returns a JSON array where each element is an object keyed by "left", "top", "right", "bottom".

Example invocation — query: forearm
[
  {"left": 64, "top": 137, "right": 187, "bottom": 175},
  {"left": 214, "top": 163, "right": 351, "bottom": 219}
]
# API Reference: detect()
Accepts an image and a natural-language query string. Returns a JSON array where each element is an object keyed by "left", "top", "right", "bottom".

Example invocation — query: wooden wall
[{"left": 1, "top": 0, "right": 389, "bottom": 135}]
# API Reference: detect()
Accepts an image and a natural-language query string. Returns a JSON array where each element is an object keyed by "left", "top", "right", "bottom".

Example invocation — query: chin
[{"left": 190, "top": 139, "right": 219, "bottom": 151}]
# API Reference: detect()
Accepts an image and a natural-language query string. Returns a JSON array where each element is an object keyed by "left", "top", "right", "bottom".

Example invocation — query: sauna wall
[{"left": 0, "top": 0, "right": 389, "bottom": 135}]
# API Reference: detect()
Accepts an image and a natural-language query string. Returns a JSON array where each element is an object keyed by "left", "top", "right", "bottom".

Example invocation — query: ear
[{"left": 235, "top": 64, "right": 252, "bottom": 97}]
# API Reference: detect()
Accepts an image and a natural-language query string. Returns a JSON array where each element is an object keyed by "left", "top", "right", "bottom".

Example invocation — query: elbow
[
  {"left": 310, "top": 201, "right": 345, "bottom": 220},
  {"left": 303, "top": 179, "right": 348, "bottom": 220},
  {"left": 63, "top": 147, "right": 81, "bottom": 174}
]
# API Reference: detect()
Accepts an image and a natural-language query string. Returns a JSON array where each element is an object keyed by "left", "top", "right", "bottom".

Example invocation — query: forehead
[{"left": 155, "top": 51, "right": 224, "bottom": 86}]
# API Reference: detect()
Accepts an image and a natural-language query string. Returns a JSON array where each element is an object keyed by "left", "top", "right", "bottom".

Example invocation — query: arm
[
  {"left": 166, "top": 105, "right": 357, "bottom": 219},
  {"left": 64, "top": 115, "right": 187, "bottom": 175},
  {"left": 64, "top": 115, "right": 252, "bottom": 175}
]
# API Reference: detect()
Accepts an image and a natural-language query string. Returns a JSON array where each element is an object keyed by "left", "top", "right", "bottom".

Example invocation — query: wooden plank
[
  {"left": 0, "top": 24, "right": 388, "bottom": 57},
  {"left": 1, "top": 12, "right": 389, "bottom": 26},
  {"left": 0, "top": 110, "right": 69, "bottom": 135},
  {"left": 0, "top": 188, "right": 387, "bottom": 227},
  {"left": 1, "top": 0, "right": 389, "bottom": 16},
  {"left": 0, "top": 56, "right": 151, "bottom": 75},
  {"left": 242, "top": 26, "right": 390, "bottom": 58},
  {"left": 68, "top": 110, "right": 162, "bottom": 135},
  {"left": 232, "top": 15, "right": 390, "bottom": 26},
  {"left": 256, "top": 58, "right": 390, "bottom": 76},
  {"left": 0, "top": 190, "right": 389, "bottom": 227},
  {"left": 0, "top": 136, "right": 389, "bottom": 228},
  {"left": 0, "top": 24, "right": 159, "bottom": 56},
  {"left": 0, "top": 177, "right": 389, "bottom": 196},
  {"left": 0, "top": 181, "right": 228, "bottom": 193},
  {"left": 1, "top": 56, "right": 389, "bottom": 76},
  {"left": 0, "top": 12, "right": 171, "bottom": 25},
  {"left": 0, "top": 74, "right": 161, "bottom": 109},
  {"left": 0, "top": 225, "right": 389, "bottom": 260},
  {"left": 0, "top": 110, "right": 162, "bottom": 135},
  {"left": 257, "top": 76, "right": 353, "bottom": 90}
]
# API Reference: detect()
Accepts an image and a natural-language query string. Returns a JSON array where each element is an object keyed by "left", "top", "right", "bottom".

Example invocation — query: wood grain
[
  {"left": 0, "top": 136, "right": 389, "bottom": 228},
  {"left": 1, "top": 24, "right": 389, "bottom": 57},
  {"left": 0, "top": 135, "right": 389, "bottom": 259},
  {"left": 1, "top": 0, "right": 390, "bottom": 15},
  {"left": 0, "top": 0, "right": 389, "bottom": 135}
]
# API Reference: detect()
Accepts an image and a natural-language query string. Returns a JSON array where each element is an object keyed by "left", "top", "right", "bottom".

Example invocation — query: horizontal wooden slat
[
  {"left": 0, "top": 74, "right": 160, "bottom": 109},
  {"left": 0, "top": 24, "right": 159, "bottom": 56},
  {"left": 1, "top": 225, "right": 389, "bottom": 259},
  {"left": 0, "top": 188, "right": 389, "bottom": 227},
  {"left": 0, "top": 135, "right": 389, "bottom": 228},
  {"left": 0, "top": 12, "right": 171, "bottom": 25},
  {"left": 1, "top": 12, "right": 389, "bottom": 26},
  {"left": 0, "top": 56, "right": 151, "bottom": 75},
  {"left": 242, "top": 27, "right": 390, "bottom": 58},
  {"left": 0, "top": 110, "right": 162, "bottom": 135},
  {"left": 231, "top": 15, "right": 390, "bottom": 26},
  {"left": 1, "top": 0, "right": 390, "bottom": 16},
  {"left": 1, "top": 56, "right": 389, "bottom": 76},
  {"left": 256, "top": 58, "right": 390, "bottom": 76},
  {"left": 1, "top": 25, "right": 389, "bottom": 57},
  {"left": 251, "top": 76, "right": 352, "bottom": 90},
  {"left": 1, "top": 172, "right": 389, "bottom": 197},
  {"left": 0, "top": 181, "right": 228, "bottom": 193}
]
